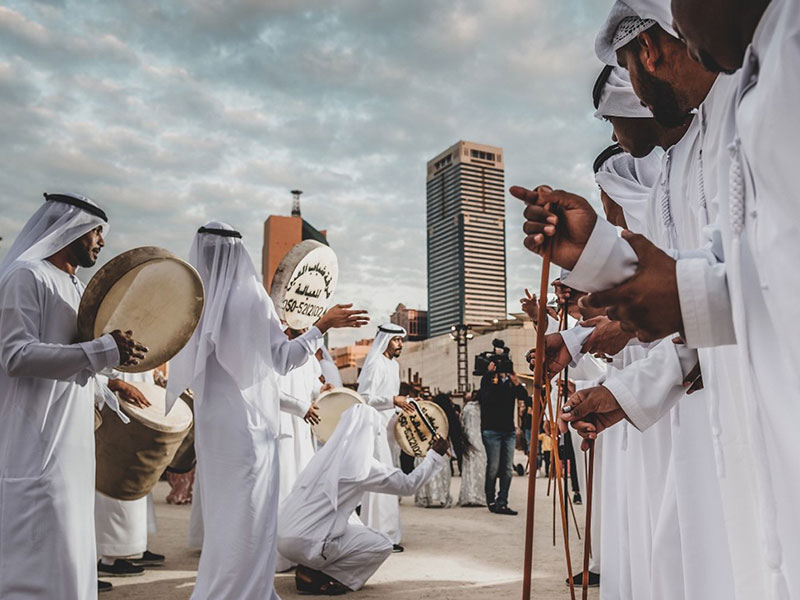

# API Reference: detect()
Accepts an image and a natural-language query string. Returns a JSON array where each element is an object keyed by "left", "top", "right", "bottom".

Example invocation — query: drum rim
[
  {"left": 311, "top": 386, "right": 364, "bottom": 443},
  {"left": 114, "top": 381, "right": 193, "bottom": 433},
  {"left": 77, "top": 246, "right": 205, "bottom": 373},
  {"left": 269, "top": 239, "right": 338, "bottom": 327}
]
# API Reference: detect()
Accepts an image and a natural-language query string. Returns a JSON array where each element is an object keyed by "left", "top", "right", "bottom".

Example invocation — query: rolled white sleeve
[
  {"left": 0, "top": 269, "right": 120, "bottom": 380},
  {"left": 676, "top": 258, "right": 736, "bottom": 348},
  {"left": 602, "top": 338, "right": 697, "bottom": 431},
  {"left": 362, "top": 451, "right": 446, "bottom": 496},
  {"left": 279, "top": 392, "right": 312, "bottom": 418},
  {"left": 561, "top": 218, "right": 638, "bottom": 293}
]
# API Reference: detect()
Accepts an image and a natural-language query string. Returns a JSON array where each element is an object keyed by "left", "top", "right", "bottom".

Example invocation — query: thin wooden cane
[
  {"left": 567, "top": 482, "right": 582, "bottom": 540},
  {"left": 582, "top": 441, "right": 596, "bottom": 600},
  {"left": 521, "top": 243, "right": 552, "bottom": 600},
  {"left": 545, "top": 391, "right": 577, "bottom": 600}
]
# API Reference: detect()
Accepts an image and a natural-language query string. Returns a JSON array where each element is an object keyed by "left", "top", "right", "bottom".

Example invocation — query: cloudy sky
[{"left": 0, "top": 0, "right": 614, "bottom": 347}]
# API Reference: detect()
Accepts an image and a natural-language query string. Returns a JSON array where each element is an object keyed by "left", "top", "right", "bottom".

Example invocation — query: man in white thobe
[
  {"left": 278, "top": 404, "right": 447, "bottom": 594},
  {"left": 0, "top": 193, "right": 147, "bottom": 600},
  {"left": 276, "top": 326, "right": 327, "bottom": 572},
  {"left": 357, "top": 323, "right": 414, "bottom": 551},
  {"left": 166, "top": 222, "right": 367, "bottom": 600}
]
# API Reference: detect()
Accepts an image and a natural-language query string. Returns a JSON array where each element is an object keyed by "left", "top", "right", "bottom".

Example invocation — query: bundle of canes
[{"left": 521, "top": 242, "right": 576, "bottom": 600}]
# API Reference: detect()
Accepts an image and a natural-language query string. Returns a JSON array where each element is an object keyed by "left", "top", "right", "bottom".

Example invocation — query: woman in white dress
[{"left": 458, "top": 392, "right": 487, "bottom": 507}]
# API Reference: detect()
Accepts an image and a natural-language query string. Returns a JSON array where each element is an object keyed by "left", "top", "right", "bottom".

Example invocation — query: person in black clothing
[{"left": 479, "top": 362, "right": 528, "bottom": 515}]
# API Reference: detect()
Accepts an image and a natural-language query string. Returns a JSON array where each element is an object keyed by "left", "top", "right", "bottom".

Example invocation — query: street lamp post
[{"left": 449, "top": 323, "right": 473, "bottom": 393}]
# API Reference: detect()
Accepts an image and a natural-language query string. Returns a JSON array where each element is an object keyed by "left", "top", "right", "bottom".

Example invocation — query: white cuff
[
  {"left": 676, "top": 258, "right": 736, "bottom": 348},
  {"left": 559, "top": 326, "right": 594, "bottom": 367},
  {"left": 561, "top": 219, "right": 638, "bottom": 293},
  {"left": 81, "top": 334, "right": 120, "bottom": 372},
  {"left": 601, "top": 378, "right": 655, "bottom": 432}
]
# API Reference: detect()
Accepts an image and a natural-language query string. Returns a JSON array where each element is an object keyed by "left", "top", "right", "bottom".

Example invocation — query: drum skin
[
  {"left": 311, "top": 387, "right": 364, "bottom": 443},
  {"left": 394, "top": 400, "right": 449, "bottom": 457},
  {"left": 270, "top": 239, "right": 338, "bottom": 330},
  {"left": 95, "top": 382, "right": 193, "bottom": 500},
  {"left": 77, "top": 246, "right": 204, "bottom": 373},
  {"left": 94, "top": 406, "right": 103, "bottom": 432}
]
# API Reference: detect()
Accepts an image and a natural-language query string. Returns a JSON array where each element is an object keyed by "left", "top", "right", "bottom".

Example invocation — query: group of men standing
[{"left": 517, "top": 0, "right": 800, "bottom": 598}]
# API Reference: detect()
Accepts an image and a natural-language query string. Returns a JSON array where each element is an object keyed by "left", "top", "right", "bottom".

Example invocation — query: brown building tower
[{"left": 262, "top": 190, "right": 329, "bottom": 292}]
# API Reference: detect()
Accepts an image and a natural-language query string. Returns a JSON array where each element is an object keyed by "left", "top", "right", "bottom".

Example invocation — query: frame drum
[
  {"left": 269, "top": 240, "right": 338, "bottom": 330},
  {"left": 77, "top": 247, "right": 204, "bottom": 373},
  {"left": 95, "top": 382, "right": 193, "bottom": 500},
  {"left": 394, "top": 400, "right": 449, "bottom": 457},
  {"left": 311, "top": 387, "right": 364, "bottom": 443}
]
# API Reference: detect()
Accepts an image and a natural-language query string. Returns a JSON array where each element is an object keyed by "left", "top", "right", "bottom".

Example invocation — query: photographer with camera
[{"left": 476, "top": 339, "right": 527, "bottom": 515}]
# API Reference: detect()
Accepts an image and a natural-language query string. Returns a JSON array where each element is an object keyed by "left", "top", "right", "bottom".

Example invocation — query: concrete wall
[{"left": 397, "top": 321, "right": 536, "bottom": 394}]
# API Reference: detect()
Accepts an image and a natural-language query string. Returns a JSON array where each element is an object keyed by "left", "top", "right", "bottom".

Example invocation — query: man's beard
[{"left": 633, "top": 60, "right": 690, "bottom": 128}]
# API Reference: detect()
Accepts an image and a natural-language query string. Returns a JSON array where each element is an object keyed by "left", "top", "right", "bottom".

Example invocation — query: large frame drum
[
  {"left": 96, "top": 382, "right": 193, "bottom": 500},
  {"left": 311, "top": 387, "right": 364, "bottom": 443},
  {"left": 394, "top": 400, "right": 449, "bottom": 457},
  {"left": 77, "top": 246, "right": 205, "bottom": 373}
]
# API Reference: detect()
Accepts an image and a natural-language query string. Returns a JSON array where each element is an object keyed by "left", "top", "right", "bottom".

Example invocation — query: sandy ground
[{"left": 109, "top": 454, "right": 598, "bottom": 599}]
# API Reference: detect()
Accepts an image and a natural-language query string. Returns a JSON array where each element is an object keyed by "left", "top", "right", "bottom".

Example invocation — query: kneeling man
[{"left": 278, "top": 404, "right": 447, "bottom": 595}]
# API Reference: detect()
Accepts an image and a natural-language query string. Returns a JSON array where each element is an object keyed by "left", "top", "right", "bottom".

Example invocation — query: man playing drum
[
  {"left": 0, "top": 193, "right": 148, "bottom": 600},
  {"left": 166, "top": 221, "right": 369, "bottom": 600},
  {"left": 357, "top": 323, "right": 414, "bottom": 552},
  {"left": 278, "top": 404, "right": 448, "bottom": 595}
]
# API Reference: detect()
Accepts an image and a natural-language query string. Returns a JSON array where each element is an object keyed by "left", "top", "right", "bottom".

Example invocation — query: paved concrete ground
[{"left": 109, "top": 455, "right": 598, "bottom": 599}]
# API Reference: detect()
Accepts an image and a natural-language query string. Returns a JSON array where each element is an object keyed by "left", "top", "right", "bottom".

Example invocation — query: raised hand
[
  {"left": 315, "top": 303, "right": 370, "bottom": 333},
  {"left": 581, "top": 231, "right": 681, "bottom": 342},
  {"left": 510, "top": 185, "right": 598, "bottom": 270},
  {"left": 519, "top": 288, "right": 539, "bottom": 324},
  {"left": 110, "top": 330, "right": 149, "bottom": 368},
  {"left": 108, "top": 378, "right": 151, "bottom": 408}
]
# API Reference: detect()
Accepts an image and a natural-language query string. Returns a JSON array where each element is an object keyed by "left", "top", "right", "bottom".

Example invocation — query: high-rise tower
[{"left": 425, "top": 140, "right": 507, "bottom": 338}]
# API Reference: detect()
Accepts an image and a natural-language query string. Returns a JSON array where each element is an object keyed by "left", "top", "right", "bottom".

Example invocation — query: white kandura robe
[
  {"left": 0, "top": 260, "right": 119, "bottom": 600},
  {"left": 564, "top": 99, "right": 738, "bottom": 599},
  {"left": 190, "top": 333, "right": 321, "bottom": 599},
  {"left": 357, "top": 354, "right": 403, "bottom": 544},
  {"left": 276, "top": 357, "right": 322, "bottom": 572},
  {"left": 278, "top": 451, "right": 446, "bottom": 591},
  {"left": 95, "top": 370, "right": 157, "bottom": 560}
]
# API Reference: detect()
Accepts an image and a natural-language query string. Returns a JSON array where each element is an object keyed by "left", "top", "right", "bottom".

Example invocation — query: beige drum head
[
  {"left": 312, "top": 387, "right": 363, "bottom": 443},
  {"left": 78, "top": 247, "right": 205, "bottom": 373},
  {"left": 269, "top": 240, "right": 338, "bottom": 330},
  {"left": 395, "top": 400, "right": 449, "bottom": 457},
  {"left": 117, "top": 382, "right": 193, "bottom": 433}
]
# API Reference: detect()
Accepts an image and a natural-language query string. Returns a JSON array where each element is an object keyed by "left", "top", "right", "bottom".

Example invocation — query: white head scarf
[
  {"left": 292, "top": 403, "right": 384, "bottom": 511},
  {"left": 357, "top": 322, "right": 407, "bottom": 387},
  {"left": 593, "top": 65, "right": 653, "bottom": 119},
  {"left": 595, "top": 0, "right": 677, "bottom": 66},
  {"left": 166, "top": 221, "right": 281, "bottom": 433},
  {"left": 594, "top": 146, "right": 662, "bottom": 234},
  {"left": 0, "top": 193, "right": 109, "bottom": 279}
]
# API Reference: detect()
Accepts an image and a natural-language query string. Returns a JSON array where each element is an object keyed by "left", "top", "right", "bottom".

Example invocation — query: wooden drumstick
[{"left": 522, "top": 241, "right": 552, "bottom": 600}]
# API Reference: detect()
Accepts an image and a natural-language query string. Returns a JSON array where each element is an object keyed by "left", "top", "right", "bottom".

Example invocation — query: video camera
[{"left": 473, "top": 338, "right": 514, "bottom": 376}]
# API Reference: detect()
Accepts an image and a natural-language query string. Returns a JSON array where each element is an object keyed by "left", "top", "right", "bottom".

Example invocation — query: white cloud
[{"left": 0, "top": 0, "right": 616, "bottom": 348}]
